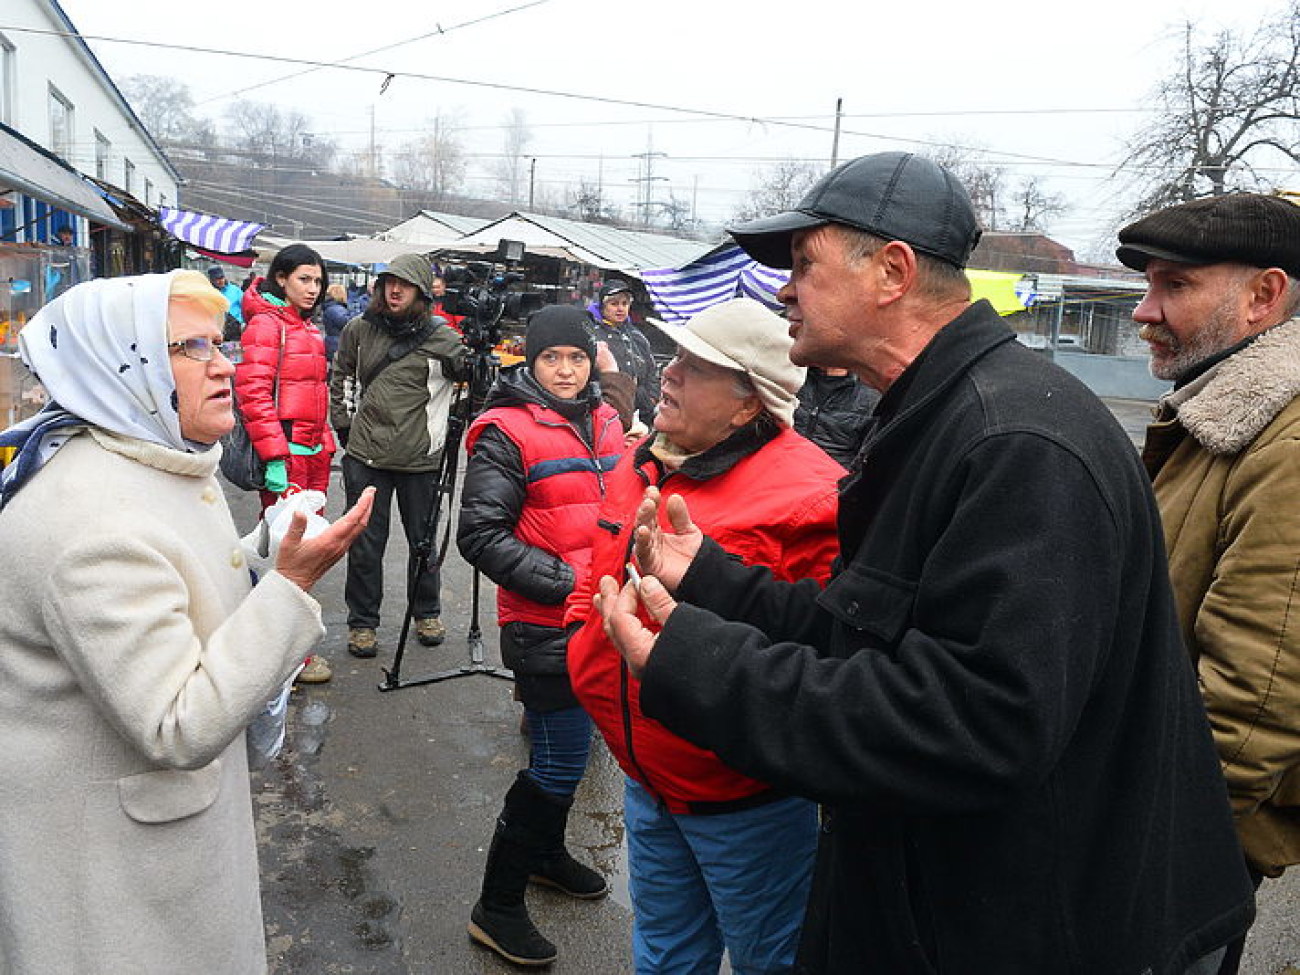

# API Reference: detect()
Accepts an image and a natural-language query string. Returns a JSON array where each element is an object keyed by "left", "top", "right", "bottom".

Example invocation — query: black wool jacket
[{"left": 640, "top": 301, "right": 1255, "bottom": 974}]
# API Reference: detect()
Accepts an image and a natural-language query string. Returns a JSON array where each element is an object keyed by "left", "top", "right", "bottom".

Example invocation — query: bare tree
[
  {"left": 392, "top": 112, "right": 467, "bottom": 206},
  {"left": 121, "top": 75, "right": 204, "bottom": 144},
  {"left": 567, "top": 179, "right": 618, "bottom": 224},
  {"left": 224, "top": 100, "right": 335, "bottom": 169},
  {"left": 1008, "top": 176, "right": 1067, "bottom": 232},
  {"left": 1123, "top": 1, "right": 1300, "bottom": 215},
  {"left": 925, "top": 143, "right": 1008, "bottom": 231},
  {"left": 732, "top": 159, "right": 822, "bottom": 222},
  {"left": 493, "top": 108, "right": 534, "bottom": 205}
]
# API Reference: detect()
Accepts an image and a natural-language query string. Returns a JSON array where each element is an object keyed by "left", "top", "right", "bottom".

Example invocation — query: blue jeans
[
  {"left": 525, "top": 706, "right": 591, "bottom": 798},
  {"left": 624, "top": 777, "right": 816, "bottom": 974}
]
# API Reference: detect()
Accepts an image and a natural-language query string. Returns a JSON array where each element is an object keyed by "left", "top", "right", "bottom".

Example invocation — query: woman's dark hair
[{"left": 261, "top": 243, "right": 326, "bottom": 311}]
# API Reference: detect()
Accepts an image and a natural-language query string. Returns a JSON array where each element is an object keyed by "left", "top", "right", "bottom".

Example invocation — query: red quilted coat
[
  {"left": 236, "top": 281, "right": 336, "bottom": 462},
  {"left": 565, "top": 425, "right": 843, "bottom": 813}
]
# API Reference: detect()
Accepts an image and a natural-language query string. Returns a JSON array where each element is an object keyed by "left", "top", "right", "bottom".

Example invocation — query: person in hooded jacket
[
  {"left": 319, "top": 283, "right": 351, "bottom": 365},
  {"left": 456, "top": 306, "right": 630, "bottom": 967},
  {"left": 329, "top": 253, "right": 468, "bottom": 659}
]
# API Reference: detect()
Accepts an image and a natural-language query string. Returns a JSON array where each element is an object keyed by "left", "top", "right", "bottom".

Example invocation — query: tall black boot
[
  {"left": 467, "top": 777, "right": 557, "bottom": 967},
  {"left": 522, "top": 774, "right": 609, "bottom": 900}
]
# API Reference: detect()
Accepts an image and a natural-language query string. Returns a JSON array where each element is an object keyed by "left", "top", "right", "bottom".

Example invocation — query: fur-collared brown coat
[{"left": 1144, "top": 315, "right": 1300, "bottom": 876}]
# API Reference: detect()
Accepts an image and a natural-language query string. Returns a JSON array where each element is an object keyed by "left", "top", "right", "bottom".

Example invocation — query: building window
[
  {"left": 124, "top": 158, "right": 135, "bottom": 195},
  {"left": 95, "top": 130, "right": 111, "bottom": 181},
  {"left": 0, "top": 33, "right": 14, "bottom": 126},
  {"left": 49, "top": 84, "right": 75, "bottom": 160},
  {"left": 144, "top": 179, "right": 153, "bottom": 206}
]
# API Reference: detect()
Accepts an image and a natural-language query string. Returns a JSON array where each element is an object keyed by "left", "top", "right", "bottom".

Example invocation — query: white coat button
[
  {"left": 202, "top": 486, "right": 218, "bottom": 504},
  {"left": 231, "top": 549, "right": 244, "bottom": 568}
]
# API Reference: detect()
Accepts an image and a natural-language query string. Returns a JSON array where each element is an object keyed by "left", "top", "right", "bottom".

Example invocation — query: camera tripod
[{"left": 378, "top": 346, "right": 512, "bottom": 692}]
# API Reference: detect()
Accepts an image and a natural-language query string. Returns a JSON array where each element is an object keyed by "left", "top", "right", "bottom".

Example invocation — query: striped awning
[
  {"left": 159, "top": 206, "right": 264, "bottom": 255},
  {"left": 645, "top": 243, "right": 1032, "bottom": 324},
  {"left": 641, "top": 244, "right": 787, "bottom": 323}
]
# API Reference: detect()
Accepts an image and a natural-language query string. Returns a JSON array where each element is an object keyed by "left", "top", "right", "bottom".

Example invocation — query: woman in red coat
[
  {"left": 236, "top": 243, "right": 337, "bottom": 684},
  {"left": 236, "top": 243, "right": 336, "bottom": 510}
]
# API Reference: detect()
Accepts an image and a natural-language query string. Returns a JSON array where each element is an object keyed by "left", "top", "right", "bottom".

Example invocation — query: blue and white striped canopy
[
  {"left": 159, "top": 207, "right": 264, "bottom": 255},
  {"left": 641, "top": 244, "right": 789, "bottom": 323}
]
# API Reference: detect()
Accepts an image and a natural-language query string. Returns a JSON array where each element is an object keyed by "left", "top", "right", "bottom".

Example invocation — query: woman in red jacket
[
  {"left": 236, "top": 243, "right": 336, "bottom": 684},
  {"left": 236, "top": 243, "right": 336, "bottom": 509}
]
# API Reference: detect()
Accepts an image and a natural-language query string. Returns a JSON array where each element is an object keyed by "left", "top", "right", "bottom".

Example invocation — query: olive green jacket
[
  {"left": 1143, "top": 315, "right": 1300, "bottom": 876},
  {"left": 329, "top": 311, "right": 467, "bottom": 473}
]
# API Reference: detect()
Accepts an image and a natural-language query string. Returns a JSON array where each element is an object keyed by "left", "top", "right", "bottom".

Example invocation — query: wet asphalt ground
[{"left": 227, "top": 398, "right": 1300, "bottom": 975}]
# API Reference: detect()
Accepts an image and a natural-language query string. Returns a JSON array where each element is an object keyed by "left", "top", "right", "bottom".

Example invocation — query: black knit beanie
[{"left": 525, "top": 305, "right": 597, "bottom": 368}]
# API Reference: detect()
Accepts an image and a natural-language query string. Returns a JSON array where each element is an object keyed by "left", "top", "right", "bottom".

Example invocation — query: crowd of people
[{"left": 2, "top": 151, "right": 1300, "bottom": 974}]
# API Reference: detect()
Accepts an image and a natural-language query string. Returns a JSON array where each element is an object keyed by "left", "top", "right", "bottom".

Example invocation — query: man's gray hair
[
  {"left": 831, "top": 225, "right": 971, "bottom": 303},
  {"left": 1284, "top": 275, "right": 1300, "bottom": 321}
]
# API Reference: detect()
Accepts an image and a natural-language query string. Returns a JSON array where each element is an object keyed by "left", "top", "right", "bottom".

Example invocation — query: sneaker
[
  {"left": 347, "top": 627, "right": 378, "bottom": 658},
  {"left": 296, "top": 655, "right": 333, "bottom": 684},
  {"left": 415, "top": 617, "right": 446, "bottom": 647}
]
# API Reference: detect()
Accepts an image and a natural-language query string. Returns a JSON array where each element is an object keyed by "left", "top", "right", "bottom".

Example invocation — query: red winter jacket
[
  {"left": 466, "top": 399, "right": 624, "bottom": 628},
  {"left": 565, "top": 423, "right": 843, "bottom": 813},
  {"left": 236, "top": 281, "right": 336, "bottom": 462}
]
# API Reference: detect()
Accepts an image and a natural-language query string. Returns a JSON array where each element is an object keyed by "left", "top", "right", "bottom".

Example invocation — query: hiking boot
[
  {"left": 296, "top": 655, "right": 333, "bottom": 684},
  {"left": 347, "top": 627, "right": 378, "bottom": 658},
  {"left": 415, "top": 617, "right": 446, "bottom": 647}
]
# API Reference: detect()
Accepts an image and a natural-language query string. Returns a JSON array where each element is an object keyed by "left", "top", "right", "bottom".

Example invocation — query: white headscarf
[{"left": 0, "top": 272, "right": 194, "bottom": 509}]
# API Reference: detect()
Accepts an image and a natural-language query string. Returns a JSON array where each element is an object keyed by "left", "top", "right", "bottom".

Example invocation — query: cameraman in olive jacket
[{"left": 330, "top": 253, "right": 467, "bottom": 659}]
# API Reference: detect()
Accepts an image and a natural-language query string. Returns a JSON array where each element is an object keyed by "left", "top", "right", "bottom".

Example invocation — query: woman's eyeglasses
[{"left": 167, "top": 338, "right": 243, "bottom": 364}]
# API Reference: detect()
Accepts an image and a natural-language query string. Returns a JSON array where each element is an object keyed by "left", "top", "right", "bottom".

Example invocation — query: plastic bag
[
  {"left": 247, "top": 662, "right": 304, "bottom": 769},
  {"left": 239, "top": 489, "right": 330, "bottom": 579},
  {"left": 239, "top": 489, "right": 330, "bottom": 767}
]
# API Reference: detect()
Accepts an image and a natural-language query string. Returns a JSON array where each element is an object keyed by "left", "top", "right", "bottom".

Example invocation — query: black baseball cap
[
  {"left": 599, "top": 280, "right": 633, "bottom": 302},
  {"left": 727, "top": 151, "right": 982, "bottom": 270},
  {"left": 1117, "top": 194, "right": 1300, "bottom": 278}
]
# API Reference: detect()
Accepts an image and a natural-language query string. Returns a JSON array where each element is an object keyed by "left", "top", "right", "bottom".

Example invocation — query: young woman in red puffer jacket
[{"left": 236, "top": 243, "right": 337, "bottom": 512}]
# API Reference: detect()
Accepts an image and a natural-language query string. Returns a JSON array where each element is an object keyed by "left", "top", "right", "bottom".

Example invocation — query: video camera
[{"left": 440, "top": 239, "right": 544, "bottom": 355}]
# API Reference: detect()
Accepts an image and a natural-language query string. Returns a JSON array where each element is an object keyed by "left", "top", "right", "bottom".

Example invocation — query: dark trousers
[{"left": 342, "top": 454, "right": 442, "bottom": 628}]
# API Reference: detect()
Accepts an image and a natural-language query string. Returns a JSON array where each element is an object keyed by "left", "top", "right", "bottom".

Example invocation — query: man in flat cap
[
  {"left": 595, "top": 152, "right": 1254, "bottom": 973},
  {"left": 1118, "top": 192, "right": 1300, "bottom": 974}
]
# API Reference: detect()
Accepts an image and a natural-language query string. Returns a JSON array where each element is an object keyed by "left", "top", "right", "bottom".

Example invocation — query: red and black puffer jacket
[
  {"left": 459, "top": 367, "right": 624, "bottom": 628},
  {"left": 236, "top": 280, "right": 336, "bottom": 461}
]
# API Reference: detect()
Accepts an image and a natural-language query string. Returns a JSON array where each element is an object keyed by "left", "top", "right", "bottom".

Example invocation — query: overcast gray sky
[{"left": 49, "top": 0, "right": 1299, "bottom": 261}]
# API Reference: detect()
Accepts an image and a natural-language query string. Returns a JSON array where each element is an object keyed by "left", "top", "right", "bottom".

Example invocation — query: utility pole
[
  {"left": 830, "top": 97, "right": 843, "bottom": 168},
  {"left": 630, "top": 132, "right": 668, "bottom": 227},
  {"left": 369, "top": 105, "right": 376, "bottom": 179},
  {"left": 528, "top": 157, "right": 537, "bottom": 210}
]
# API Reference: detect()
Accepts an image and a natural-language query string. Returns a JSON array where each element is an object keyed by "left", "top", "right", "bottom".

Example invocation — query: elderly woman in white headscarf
[{"left": 0, "top": 270, "right": 373, "bottom": 975}]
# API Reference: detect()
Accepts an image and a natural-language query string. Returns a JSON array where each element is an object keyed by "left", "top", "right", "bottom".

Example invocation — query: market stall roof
[
  {"left": 381, "top": 210, "right": 488, "bottom": 245},
  {"left": 0, "top": 122, "right": 130, "bottom": 231},
  {"left": 256, "top": 234, "right": 431, "bottom": 267},
  {"left": 452, "top": 211, "right": 716, "bottom": 275}
]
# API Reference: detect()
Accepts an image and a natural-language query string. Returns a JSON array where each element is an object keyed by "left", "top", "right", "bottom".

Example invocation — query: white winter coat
[{"left": 0, "top": 428, "right": 324, "bottom": 974}]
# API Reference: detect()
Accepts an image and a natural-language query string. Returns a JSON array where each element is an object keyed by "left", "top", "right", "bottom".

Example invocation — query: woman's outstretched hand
[{"left": 276, "top": 487, "right": 375, "bottom": 592}]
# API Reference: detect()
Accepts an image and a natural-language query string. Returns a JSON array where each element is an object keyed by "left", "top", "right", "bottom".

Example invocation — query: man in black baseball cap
[
  {"left": 593, "top": 152, "right": 1255, "bottom": 972},
  {"left": 1120, "top": 192, "right": 1300, "bottom": 974}
]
